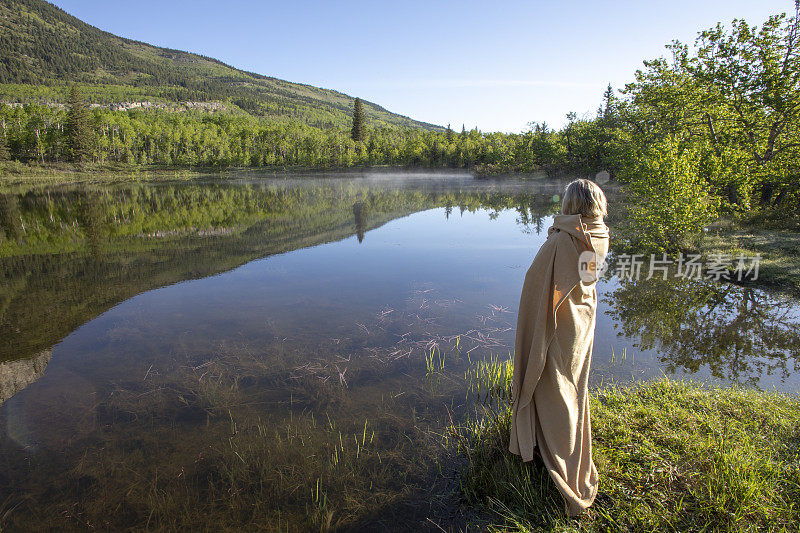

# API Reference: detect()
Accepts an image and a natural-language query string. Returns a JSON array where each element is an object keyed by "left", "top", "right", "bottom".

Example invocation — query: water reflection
[
  {"left": 0, "top": 194, "right": 22, "bottom": 240},
  {"left": 0, "top": 349, "right": 50, "bottom": 405},
  {"left": 0, "top": 179, "right": 559, "bottom": 415},
  {"left": 0, "top": 181, "right": 553, "bottom": 363},
  {"left": 353, "top": 201, "right": 367, "bottom": 243},
  {"left": 2, "top": 178, "right": 798, "bottom": 399},
  {"left": 0, "top": 174, "right": 799, "bottom": 530},
  {"left": 76, "top": 192, "right": 107, "bottom": 259},
  {"left": 605, "top": 271, "right": 800, "bottom": 387}
]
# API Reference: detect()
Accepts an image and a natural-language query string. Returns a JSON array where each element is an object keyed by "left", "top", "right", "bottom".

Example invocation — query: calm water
[{"left": 1, "top": 172, "right": 799, "bottom": 530}]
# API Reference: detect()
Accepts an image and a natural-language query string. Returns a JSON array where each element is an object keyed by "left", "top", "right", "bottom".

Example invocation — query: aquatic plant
[{"left": 465, "top": 352, "right": 513, "bottom": 406}]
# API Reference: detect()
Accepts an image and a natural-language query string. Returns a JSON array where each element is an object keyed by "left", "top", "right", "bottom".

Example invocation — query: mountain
[{"left": 0, "top": 0, "right": 441, "bottom": 130}]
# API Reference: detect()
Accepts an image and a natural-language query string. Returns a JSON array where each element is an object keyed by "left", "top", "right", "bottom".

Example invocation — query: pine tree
[
  {"left": 460, "top": 124, "right": 467, "bottom": 139},
  {"left": 353, "top": 201, "right": 366, "bottom": 243},
  {"left": 65, "top": 85, "right": 92, "bottom": 162},
  {"left": 445, "top": 123, "right": 454, "bottom": 143},
  {"left": 601, "top": 83, "right": 616, "bottom": 119},
  {"left": 351, "top": 97, "right": 365, "bottom": 142}
]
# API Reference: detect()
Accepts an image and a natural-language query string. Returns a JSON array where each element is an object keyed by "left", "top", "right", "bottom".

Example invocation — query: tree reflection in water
[
  {"left": 0, "top": 180, "right": 556, "bottom": 371},
  {"left": 604, "top": 272, "right": 800, "bottom": 386},
  {"left": 1, "top": 176, "right": 799, "bottom": 529}
]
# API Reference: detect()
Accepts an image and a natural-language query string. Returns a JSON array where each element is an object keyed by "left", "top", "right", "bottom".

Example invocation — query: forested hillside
[
  {"left": 0, "top": 0, "right": 439, "bottom": 130},
  {"left": 1, "top": 1, "right": 799, "bottom": 256}
]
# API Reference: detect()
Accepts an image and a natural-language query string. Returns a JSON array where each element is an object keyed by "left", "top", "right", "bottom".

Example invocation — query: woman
[{"left": 508, "top": 178, "right": 609, "bottom": 516}]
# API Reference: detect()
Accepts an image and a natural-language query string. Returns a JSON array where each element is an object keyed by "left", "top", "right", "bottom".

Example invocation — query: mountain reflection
[
  {"left": 7, "top": 177, "right": 797, "bottom": 396},
  {"left": 0, "top": 349, "right": 50, "bottom": 405},
  {"left": 0, "top": 181, "right": 554, "bottom": 367}
]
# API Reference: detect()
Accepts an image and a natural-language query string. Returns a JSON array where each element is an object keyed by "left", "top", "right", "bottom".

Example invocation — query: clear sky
[{"left": 51, "top": 0, "right": 794, "bottom": 133}]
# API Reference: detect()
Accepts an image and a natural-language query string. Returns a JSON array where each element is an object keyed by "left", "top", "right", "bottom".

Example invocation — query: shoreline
[
  {"left": 1, "top": 165, "right": 796, "bottom": 300},
  {"left": 0, "top": 161, "right": 566, "bottom": 191},
  {"left": 452, "top": 376, "right": 800, "bottom": 531},
  {"left": 700, "top": 218, "right": 800, "bottom": 297},
  {"left": 0, "top": 161, "right": 472, "bottom": 188}
]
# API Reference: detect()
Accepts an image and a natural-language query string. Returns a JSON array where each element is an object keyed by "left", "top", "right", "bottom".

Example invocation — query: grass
[
  {"left": 450, "top": 374, "right": 800, "bottom": 532},
  {"left": 0, "top": 346, "right": 435, "bottom": 531},
  {"left": 0, "top": 160, "right": 212, "bottom": 191},
  {"left": 702, "top": 217, "right": 800, "bottom": 297},
  {"left": 464, "top": 352, "right": 513, "bottom": 406}
]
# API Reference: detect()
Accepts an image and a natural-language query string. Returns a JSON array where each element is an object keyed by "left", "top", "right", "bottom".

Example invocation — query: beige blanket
[{"left": 508, "top": 214, "right": 609, "bottom": 516}]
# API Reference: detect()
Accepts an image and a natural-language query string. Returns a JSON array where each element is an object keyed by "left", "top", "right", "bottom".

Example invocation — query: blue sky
[{"left": 52, "top": 0, "right": 793, "bottom": 132}]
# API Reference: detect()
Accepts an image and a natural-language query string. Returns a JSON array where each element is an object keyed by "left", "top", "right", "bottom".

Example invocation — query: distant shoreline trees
[{"left": 0, "top": 100, "right": 509, "bottom": 168}]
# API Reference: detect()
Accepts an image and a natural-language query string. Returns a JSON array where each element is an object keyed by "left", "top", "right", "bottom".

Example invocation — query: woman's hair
[{"left": 561, "top": 179, "right": 607, "bottom": 218}]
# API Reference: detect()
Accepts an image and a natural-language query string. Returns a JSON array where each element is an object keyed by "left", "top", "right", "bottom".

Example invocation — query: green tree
[
  {"left": 515, "top": 122, "right": 564, "bottom": 175},
  {"left": 600, "top": 83, "right": 616, "bottom": 120},
  {"left": 0, "top": 104, "right": 8, "bottom": 161},
  {"left": 621, "top": 4, "right": 800, "bottom": 215},
  {"left": 351, "top": 97, "right": 365, "bottom": 142},
  {"left": 626, "top": 136, "right": 719, "bottom": 252},
  {"left": 688, "top": 6, "right": 800, "bottom": 209},
  {"left": 65, "top": 85, "right": 92, "bottom": 162}
]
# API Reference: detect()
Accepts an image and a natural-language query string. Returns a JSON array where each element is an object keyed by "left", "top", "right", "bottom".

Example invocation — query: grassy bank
[
  {"left": 0, "top": 161, "right": 483, "bottom": 192},
  {"left": 702, "top": 217, "right": 800, "bottom": 297},
  {"left": 451, "top": 377, "right": 800, "bottom": 532},
  {"left": 0, "top": 160, "right": 212, "bottom": 190},
  {"left": 607, "top": 194, "right": 800, "bottom": 298}
]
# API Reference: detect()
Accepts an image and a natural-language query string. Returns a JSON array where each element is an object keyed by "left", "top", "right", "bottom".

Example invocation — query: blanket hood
[{"left": 548, "top": 214, "right": 609, "bottom": 245}]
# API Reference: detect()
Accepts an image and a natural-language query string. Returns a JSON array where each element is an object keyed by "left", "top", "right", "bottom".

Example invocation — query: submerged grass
[
  {"left": 452, "top": 373, "right": 800, "bottom": 532},
  {"left": 0, "top": 289, "right": 518, "bottom": 531},
  {"left": 0, "top": 344, "right": 440, "bottom": 531}
]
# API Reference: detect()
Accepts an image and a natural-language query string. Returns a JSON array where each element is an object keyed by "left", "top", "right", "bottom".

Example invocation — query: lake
[{"left": 1, "top": 171, "right": 799, "bottom": 530}]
